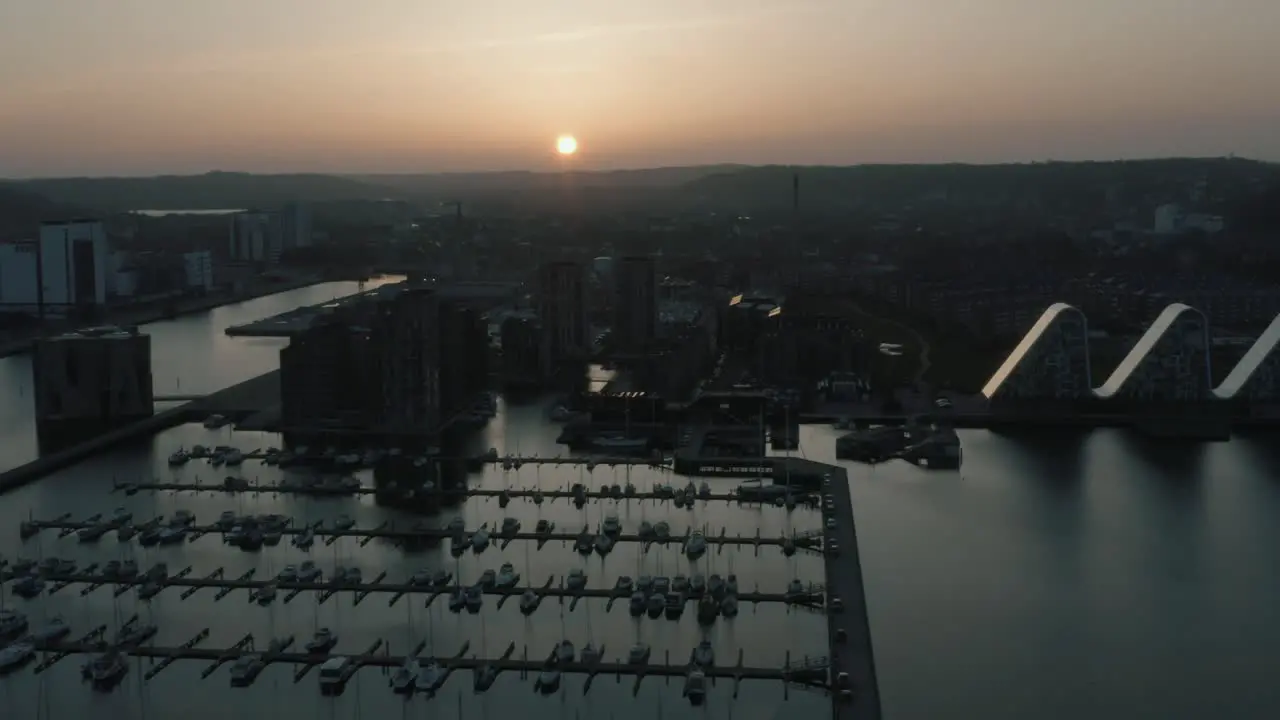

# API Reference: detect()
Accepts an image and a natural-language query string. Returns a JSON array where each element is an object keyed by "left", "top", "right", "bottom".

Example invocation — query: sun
[{"left": 556, "top": 135, "right": 578, "bottom": 155}]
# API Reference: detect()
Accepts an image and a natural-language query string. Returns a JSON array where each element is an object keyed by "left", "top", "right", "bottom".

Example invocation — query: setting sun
[{"left": 556, "top": 135, "right": 578, "bottom": 155}]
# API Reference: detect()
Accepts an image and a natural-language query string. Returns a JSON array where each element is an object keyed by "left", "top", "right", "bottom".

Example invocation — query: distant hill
[
  {"left": 0, "top": 183, "right": 89, "bottom": 239},
  {"left": 14, "top": 172, "right": 401, "bottom": 213},
  {"left": 677, "top": 158, "right": 1280, "bottom": 212},
  {"left": 349, "top": 165, "right": 747, "bottom": 197}
]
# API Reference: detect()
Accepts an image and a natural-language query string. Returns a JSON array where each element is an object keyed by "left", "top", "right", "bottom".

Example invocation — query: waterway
[
  {"left": 0, "top": 278, "right": 400, "bottom": 471},
  {"left": 0, "top": 286, "right": 1278, "bottom": 718}
]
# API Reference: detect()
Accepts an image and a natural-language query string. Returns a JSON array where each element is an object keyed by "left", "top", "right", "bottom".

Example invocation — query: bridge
[{"left": 983, "top": 303, "right": 1280, "bottom": 403}]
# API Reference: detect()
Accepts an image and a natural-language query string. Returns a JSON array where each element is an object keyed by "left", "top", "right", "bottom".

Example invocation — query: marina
[{"left": 0, "top": 413, "right": 859, "bottom": 718}]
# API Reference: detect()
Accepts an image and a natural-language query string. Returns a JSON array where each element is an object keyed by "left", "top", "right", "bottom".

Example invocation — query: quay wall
[
  {"left": 0, "top": 405, "right": 191, "bottom": 494},
  {"left": 0, "top": 370, "right": 282, "bottom": 495}
]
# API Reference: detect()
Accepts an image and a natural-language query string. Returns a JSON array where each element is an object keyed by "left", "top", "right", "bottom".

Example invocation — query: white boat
[
  {"left": 647, "top": 593, "right": 665, "bottom": 618},
  {"left": 581, "top": 643, "right": 600, "bottom": 664},
  {"left": 448, "top": 589, "right": 466, "bottom": 612},
  {"left": 629, "top": 591, "right": 646, "bottom": 615},
  {"left": 684, "top": 669, "right": 707, "bottom": 705},
  {"left": 536, "top": 660, "right": 561, "bottom": 693},
  {"left": 223, "top": 449, "right": 244, "bottom": 466},
  {"left": 254, "top": 583, "right": 277, "bottom": 605},
  {"left": 654, "top": 521, "right": 671, "bottom": 538},
  {"left": 203, "top": 414, "right": 227, "bottom": 429},
  {"left": 120, "top": 560, "right": 139, "bottom": 578},
  {"left": 556, "top": 640, "right": 575, "bottom": 664},
  {"left": 167, "top": 449, "right": 189, "bottom": 465},
  {"left": 500, "top": 517, "right": 520, "bottom": 536},
  {"left": 601, "top": 514, "right": 621, "bottom": 535},
  {"left": 85, "top": 651, "right": 128, "bottom": 688},
  {"left": 332, "top": 515, "right": 355, "bottom": 531},
  {"left": 318, "top": 657, "right": 351, "bottom": 695},
  {"left": 685, "top": 531, "right": 707, "bottom": 558},
  {"left": 390, "top": 657, "right": 420, "bottom": 694},
  {"left": 26, "top": 617, "right": 70, "bottom": 643},
  {"left": 594, "top": 534, "right": 614, "bottom": 555},
  {"left": 720, "top": 594, "right": 739, "bottom": 617},
  {"left": 409, "top": 569, "right": 433, "bottom": 586},
  {"left": 592, "top": 434, "right": 648, "bottom": 451},
  {"left": 12, "top": 575, "right": 44, "bottom": 598},
  {"left": 415, "top": 661, "right": 445, "bottom": 694},
  {"left": 464, "top": 585, "right": 483, "bottom": 612},
  {"left": 627, "top": 643, "right": 651, "bottom": 664},
  {"left": 116, "top": 622, "right": 158, "bottom": 647},
  {"left": 111, "top": 507, "right": 132, "bottom": 525},
  {"left": 478, "top": 569, "right": 497, "bottom": 589},
  {"left": 446, "top": 516, "right": 466, "bottom": 534},
  {"left": 691, "top": 640, "right": 715, "bottom": 668},
  {"left": 0, "top": 643, "right": 35, "bottom": 673},
  {"left": 229, "top": 654, "right": 265, "bottom": 686},
  {"left": 519, "top": 590, "right": 540, "bottom": 615},
  {"left": 787, "top": 579, "right": 806, "bottom": 598},
  {"left": 171, "top": 510, "right": 195, "bottom": 526},
  {"left": 566, "top": 568, "right": 587, "bottom": 591},
  {"left": 726, "top": 574, "right": 739, "bottom": 596},
  {"left": 293, "top": 527, "right": 315, "bottom": 549},
  {"left": 496, "top": 563, "right": 519, "bottom": 589},
  {"left": 472, "top": 528, "right": 491, "bottom": 552},
  {"left": 305, "top": 628, "right": 338, "bottom": 654},
  {"left": 297, "top": 562, "right": 322, "bottom": 583},
  {"left": 278, "top": 565, "right": 298, "bottom": 583},
  {"left": 698, "top": 481, "right": 711, "bottom": 498}
]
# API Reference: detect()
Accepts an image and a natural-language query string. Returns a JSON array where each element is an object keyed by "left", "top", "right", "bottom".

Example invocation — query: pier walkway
[
  {"left": 6, "top": 568, "right": 827, "bottom": 609},
  {"left": 20, "top": 518, "right": 825, "bottom": 551},
  {"left": 113, "top": 479, "right": 819, "bottom": 507},
  {"left": 30, "top": 636, "right": 832, "bottom": 697}
]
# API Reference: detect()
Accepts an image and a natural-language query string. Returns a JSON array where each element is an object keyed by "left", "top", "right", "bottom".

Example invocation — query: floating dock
[
  {"left": 18, "top": 518, "right": 826, "bottom": 552},
  {"left": 26, "top": 636, "right": 833, "bottom": 699},
  {"left": 113, "top": 479, "right": 819, "bottom": 507},
  {"left": 3, "top": 567, "right": 828, "bottom": 610}
]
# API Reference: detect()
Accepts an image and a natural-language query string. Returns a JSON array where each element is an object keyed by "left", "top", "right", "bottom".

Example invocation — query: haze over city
[{"left": 3, "top": 0, "right": 1279, "bottom": 177}]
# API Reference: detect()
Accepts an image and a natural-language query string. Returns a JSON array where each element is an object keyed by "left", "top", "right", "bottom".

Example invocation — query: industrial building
[
  {"left": 536, "top": 261, "right": 590, "bottom": 365},
  {"left": 0, "top": 219, "right": 110, "bottom": 317},
  {"left": 613, "top": 255, "right": 658, "bottom": 352},
  {"left": 500, "top": 312, "right": 547, "bottom": 393},
  {"left": 32, "top": 325, "right": 154, "bottom": 432}
]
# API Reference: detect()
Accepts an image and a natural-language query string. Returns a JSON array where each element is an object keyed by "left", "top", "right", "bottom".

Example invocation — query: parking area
[{"left": 821, "top": 466, "right": 883, "bottom": 719}]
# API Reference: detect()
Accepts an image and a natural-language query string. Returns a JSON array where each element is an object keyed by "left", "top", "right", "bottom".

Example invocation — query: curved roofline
[
  {"left": 1093, "top": 303, "right": 1209, "bottom": 398},
  {"left": 981, "top": 303, "right": 1088, "bottom": 399},
  {"left": 1213, "top": 313, "right": 1280, "bottom": 399}
]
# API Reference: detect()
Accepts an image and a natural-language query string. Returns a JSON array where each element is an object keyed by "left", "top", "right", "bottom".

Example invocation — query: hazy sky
[{"left": 2, "top": 0, "right": 1279, "bottom": 177}]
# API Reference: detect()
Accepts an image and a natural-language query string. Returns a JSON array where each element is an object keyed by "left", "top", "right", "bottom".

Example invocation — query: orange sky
[{"left": 2, "top": 0, "right": 1279, "bottom": 176}]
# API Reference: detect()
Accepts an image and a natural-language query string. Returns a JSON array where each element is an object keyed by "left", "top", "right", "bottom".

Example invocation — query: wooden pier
[
  {"left": 8, "top": 567, "right": 828, "bottom": 609},
  {"left": 17, "top": 517, "right": 826, "bottom": 551}
]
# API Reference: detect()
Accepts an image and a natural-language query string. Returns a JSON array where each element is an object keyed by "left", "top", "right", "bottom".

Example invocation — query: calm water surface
[{"left": 0, "top": 279, "right": 399, "bottom": 470}]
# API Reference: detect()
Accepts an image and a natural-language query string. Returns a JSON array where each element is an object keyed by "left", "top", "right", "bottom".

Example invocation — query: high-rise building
[
  {"left": 36, "top": 219, "right": 111, "bottom": 309},
  {"left": 536, "top": 261, "right": 589, "bottom": 364},
  {"left": 613, "top": 256, "right": 657, "bottom": 351},
  {"left": 228, "top": 211, "right": 281, "bottom": 263},
  {"left": 33, "top": 326, "right": 153, "bottom": 431}
]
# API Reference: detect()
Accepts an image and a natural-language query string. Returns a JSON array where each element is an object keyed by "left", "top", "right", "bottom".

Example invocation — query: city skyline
[{"left": 3, "top": 0, "right": 1280, "bottom": 177}]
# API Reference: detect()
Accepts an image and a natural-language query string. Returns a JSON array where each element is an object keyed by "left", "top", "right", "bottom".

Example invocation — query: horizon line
[{"left": 2, "top": 155, "right": 1273, "bottom": 183}]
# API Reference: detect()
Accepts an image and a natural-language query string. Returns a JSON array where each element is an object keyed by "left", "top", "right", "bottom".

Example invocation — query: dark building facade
[
  {"left": 500, "top": 313, "right": 546, "bottom": 392},
  {"left": 536, "top": 261, "right": 590, "bottom": 365},
  {"left": 613, "top": 256, "right": 657, "bottom": 352},
  {"left": 437, "top": 299, "right": 490, "bottom": 422},
  {"left": 280, "top": 284, "right": 440, "bottom": 437},
  {"left": 33, "top": 326, "right": 154, "bottom": 430}
]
